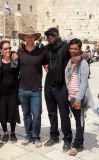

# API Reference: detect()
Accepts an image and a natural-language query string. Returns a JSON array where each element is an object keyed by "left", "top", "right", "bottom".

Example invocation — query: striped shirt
[{"left": 67, "top": 68, "right": 78, "bottom": 100}]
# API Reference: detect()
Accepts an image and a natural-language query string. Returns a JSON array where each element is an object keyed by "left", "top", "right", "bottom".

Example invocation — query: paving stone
[
  {"left": 15, "top": 152, "right": 50, "bottom": 160},
  {"left": 45, "top": 150, "right": 81, "bottom": 160},
  {"left": 0, "top": 143, "right": 29, "bottom": 160},
  {"left": 81, "top": 152, "right": 99, "bottom": 160},
  {"left": 15, "top": 125, "right": 26, "bottom": 137},
  {"left": 51, "top": 140, "right": 65, "bottom": 152}
]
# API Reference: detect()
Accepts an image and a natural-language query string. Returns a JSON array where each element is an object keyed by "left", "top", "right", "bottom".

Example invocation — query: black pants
[
  {"left": 70, "top": 99, "right": 85, "bottom": 148},
  {"left": 44, "top": 85, "right": 72, "bottom": 143}
]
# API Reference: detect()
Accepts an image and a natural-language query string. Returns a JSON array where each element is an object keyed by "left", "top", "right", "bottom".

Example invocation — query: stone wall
[
  {"left": 37, "top": 0, "right": 99, "bottom": 41},
  {"left": 0, "top": 0, "right": 99, "bottom": 41}
]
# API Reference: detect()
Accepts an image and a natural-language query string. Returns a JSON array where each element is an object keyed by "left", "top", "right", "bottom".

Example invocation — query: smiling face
[
  {"left": 1, "top": 42, "right": 12, "bottom": 58},
  {"left": 24, "top": 34, "right": 36, "bottom": 46},
  {"left": 69, "top": 44, "right": 81, "bottom": 57}
]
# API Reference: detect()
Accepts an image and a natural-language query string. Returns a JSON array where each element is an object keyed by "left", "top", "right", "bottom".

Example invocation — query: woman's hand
[
  {"left": 11, "top": 52, "right": 18, "bottom": 61},
  {"left": 72, "top": 102, "right": 81, "bottom": 110}
]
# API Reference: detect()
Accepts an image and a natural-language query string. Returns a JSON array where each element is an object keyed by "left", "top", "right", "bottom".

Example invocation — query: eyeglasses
[{"left": 2, "top": 47, "right": 11, "bottom": 50}]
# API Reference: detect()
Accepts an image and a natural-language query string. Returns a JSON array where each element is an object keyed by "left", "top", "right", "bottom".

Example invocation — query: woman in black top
[{"left": 0, "top": 40, "right": 20, "bottom": 143}]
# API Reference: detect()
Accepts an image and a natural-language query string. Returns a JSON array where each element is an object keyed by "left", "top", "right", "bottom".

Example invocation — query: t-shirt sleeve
[{"left": 41, "top": 48, "right": 48, "bottom": 65}]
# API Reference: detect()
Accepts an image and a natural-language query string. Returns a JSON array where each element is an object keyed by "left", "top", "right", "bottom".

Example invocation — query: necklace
[{"left": 50, "top": 51, "right": 57, "bottom": 69}]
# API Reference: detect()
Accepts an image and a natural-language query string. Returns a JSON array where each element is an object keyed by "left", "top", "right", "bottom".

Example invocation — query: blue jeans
[{"left": 19, "top": 89, "right": 42, "bottom": 142}]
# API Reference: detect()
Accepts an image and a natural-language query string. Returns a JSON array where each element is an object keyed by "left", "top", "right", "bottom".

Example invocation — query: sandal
[
  {"left": 68, "top": 148, "right": 78, "bottom": 156},
  {"left": 34, "top": 140, "right": 42, "bottom": 148}
]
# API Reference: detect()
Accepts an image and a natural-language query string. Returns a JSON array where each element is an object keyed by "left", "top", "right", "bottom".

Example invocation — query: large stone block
[{"left": 0, "top": 0, "right": 99, "bottom": 41}]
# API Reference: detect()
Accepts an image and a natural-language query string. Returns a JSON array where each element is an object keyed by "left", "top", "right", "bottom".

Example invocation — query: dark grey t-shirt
[{"left": 18, "top": 47, "right": 46, "bottom": 91}]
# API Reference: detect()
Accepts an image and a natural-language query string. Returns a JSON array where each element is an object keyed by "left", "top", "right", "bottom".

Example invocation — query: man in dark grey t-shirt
[{"left": 17, "top": 26, "right": 46, "bottom": 147}]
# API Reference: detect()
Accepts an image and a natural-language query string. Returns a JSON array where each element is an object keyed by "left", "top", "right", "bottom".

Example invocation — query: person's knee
[
  {"left": 48, "top": 112, "right": 57, "bottom": 118},
  {"left": 34, "top": 112, "right": 41, "bottom": 119},
  {"left": 23, "top": 109, "right": 31, "bottom": 118}
]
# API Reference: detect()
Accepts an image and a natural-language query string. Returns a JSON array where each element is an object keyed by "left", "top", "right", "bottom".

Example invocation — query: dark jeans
[
  {"left": 44, "top": 85, "right": 72, "bottom": 143},
  {"left": 70, "top": 98, "right": 85, "bottom": 148},
  {"left": 19, "top": 89, "right": 42, "bottom": 141}
]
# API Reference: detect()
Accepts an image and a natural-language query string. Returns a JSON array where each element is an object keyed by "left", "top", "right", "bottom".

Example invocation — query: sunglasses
[{"left": 2, "top": 47, "right": 11, "bottom": 51}]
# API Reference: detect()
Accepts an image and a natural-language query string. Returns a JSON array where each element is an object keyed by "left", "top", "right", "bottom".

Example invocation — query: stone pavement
[{"left": 0, "top": 62, "right": 99, "bottom": 160}]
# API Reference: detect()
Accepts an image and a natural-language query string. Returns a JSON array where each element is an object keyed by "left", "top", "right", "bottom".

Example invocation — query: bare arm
[{"left": 43, "top": 64, "right": 48, "bottom": 72}]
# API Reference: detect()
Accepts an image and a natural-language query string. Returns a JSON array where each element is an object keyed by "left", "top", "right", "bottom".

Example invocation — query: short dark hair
[
  {"left": 0, "top": 40, "right": 10, "bottom": 49},
  {"left": 44, "top": 27, "right": 59, "bottom": 36},
  {"left": 69, "top": 38, "right": 82, "bottom": 49}
]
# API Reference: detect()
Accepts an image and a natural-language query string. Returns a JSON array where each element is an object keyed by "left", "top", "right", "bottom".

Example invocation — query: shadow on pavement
[
  {"left": 84, "top": 131, "right": 99, "bottom": 150},
  {"left": 0, "top": 142, "right": 5, "bottom": 148},
  {"left": 0, "top": 123, "right": 98, "bottom": 151}
]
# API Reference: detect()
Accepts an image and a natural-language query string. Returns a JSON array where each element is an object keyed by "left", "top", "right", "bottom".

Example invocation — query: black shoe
[
  {"left": 63, "top": 142, "right": 71, "bottom": 152},
  {"left": 72, "top": 145, "right": 84, "bottom": 151},
  {"left": 44, "top": 138, "right": 59, "bottom": 146},
  {"left": 2, "top": 134, "right": 9, "bottom": 143},
  {"left": 10, "top": 133, "right": 17, "bottom": 142}
]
